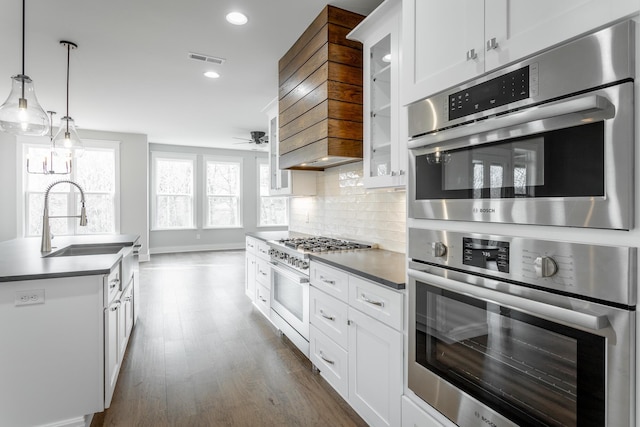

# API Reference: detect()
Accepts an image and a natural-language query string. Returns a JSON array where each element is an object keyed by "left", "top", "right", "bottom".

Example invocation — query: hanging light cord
[
  {"left": 65, "top": 42, "right": 70, "bottom": 133},
  {"left": 20, "top": 0, "right": 26, "bottom": 99}
]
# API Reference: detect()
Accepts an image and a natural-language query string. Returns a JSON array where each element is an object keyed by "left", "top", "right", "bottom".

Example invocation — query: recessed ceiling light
[
  {"left": 204, "top": 71, "right": 220, "bottom": 79},
  {"left": 226, "top": 12, "right": 248, "bottom": 25}
]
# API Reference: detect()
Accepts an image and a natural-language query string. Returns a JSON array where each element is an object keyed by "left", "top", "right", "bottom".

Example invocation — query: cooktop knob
[
  {"left": 534, "top": 256, "right": 558, "bottom": 278},
  {"left": 432, "top": 241, "right": 447, "bottom": 258}
]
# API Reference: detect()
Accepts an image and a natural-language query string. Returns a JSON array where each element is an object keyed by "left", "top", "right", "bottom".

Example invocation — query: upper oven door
[{"left": 408, "top": 82, "right": 633, "bottom": 229}]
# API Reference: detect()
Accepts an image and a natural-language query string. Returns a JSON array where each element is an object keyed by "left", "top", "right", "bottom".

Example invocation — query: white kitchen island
[{"left": 0, "top": 235, "right": 139, "bottom": 427}]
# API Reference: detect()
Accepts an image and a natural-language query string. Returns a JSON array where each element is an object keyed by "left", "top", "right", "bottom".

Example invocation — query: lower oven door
[
  {"left": 407, "top": 265, "right": 635, "bottom": 427},
  {"left": 270, "top": 262, "right": 310, "bottom": 340}
]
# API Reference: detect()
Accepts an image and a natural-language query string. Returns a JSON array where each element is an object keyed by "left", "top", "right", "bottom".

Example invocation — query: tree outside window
[
  {"left": 206, "top": 159, "right": 241, "bottom": 227},
  {"left": 154, "top": 156, "right": 194, "bottom": 229},
  {"left": 259, "top": 162, "right": 288, "bottom": 226}
]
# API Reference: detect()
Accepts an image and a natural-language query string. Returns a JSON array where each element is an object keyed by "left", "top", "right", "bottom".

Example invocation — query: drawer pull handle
[
  {"left": 319, "top": 351, "right": 335, "bottom": 365},
  {"left": 259, "top": 270, "right": 267, "bottom": 276},
  {"left": 110, "top": 301, "right": 121, "bottom": 312},
  {"left": 109, "top": 279, "right": 120, "bottom": 289},
  {"left": 320, "top": 309, "right": 335, "bottom": 321},
  {"left": 361, "top": 293, "right": 384, "bottom": 307},
  {"left": 259, "top": 296, "right": 267, "bottom": 303},
  {"left": 320, "top": 276, "right": 335, "bottom": 285}
]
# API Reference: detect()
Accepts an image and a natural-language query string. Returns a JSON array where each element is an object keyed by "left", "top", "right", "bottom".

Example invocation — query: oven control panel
[
  {"left": 448, "top": 64, "right": 535, "bottom": 120},
  {"left": 408, "top": 227, "right": 636, "bottom": 306},
  {"left": 462, "top": 237, "right": 510, "bottom": 273}
]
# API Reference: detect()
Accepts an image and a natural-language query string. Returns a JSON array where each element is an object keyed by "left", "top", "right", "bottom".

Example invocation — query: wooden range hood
[{"left": 278, "top": 6, "right": 365, "bottom": 171}]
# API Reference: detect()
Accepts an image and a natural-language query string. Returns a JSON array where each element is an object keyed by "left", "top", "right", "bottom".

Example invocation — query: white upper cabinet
[
  {"left": 264, "top": 98, "right": 317, "bottom": 196},
  {"left": 402, "top": 0, "right": 640, "bottom": 106},
  {"left": 349, "top": 0, "right": 406, "bottom": 188}
]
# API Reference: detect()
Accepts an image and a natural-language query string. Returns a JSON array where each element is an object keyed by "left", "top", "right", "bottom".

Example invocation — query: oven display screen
[{"left": 462, "top": 238, "right": 509, "bottom": 273}]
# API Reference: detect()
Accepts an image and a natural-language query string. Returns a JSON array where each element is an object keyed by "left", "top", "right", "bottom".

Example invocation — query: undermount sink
[{"left": 44, "top": 244, "right": 127, "bottom": 258}]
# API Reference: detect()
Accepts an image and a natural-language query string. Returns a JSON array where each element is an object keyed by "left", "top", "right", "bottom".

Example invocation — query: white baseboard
[
  {"left": 149, "top": 243, "right": 244, "bottom": 255},
  {"left": 37, "top": 416, "right": 87, "bottom": 427}
]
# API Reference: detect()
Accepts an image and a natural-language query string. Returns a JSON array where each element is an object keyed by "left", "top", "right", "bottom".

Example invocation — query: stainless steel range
[{"left": 267, "top": 236, "right": 372, "bottom": 356}]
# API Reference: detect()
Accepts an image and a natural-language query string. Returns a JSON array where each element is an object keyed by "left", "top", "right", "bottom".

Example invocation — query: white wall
[
  {"left": 289, "top": 162, "right": 406, "bottom": 253},
  {"left": 0, "top": 132, "right": 17, "bottom": 242},
  {"left": 148, "top": 143, "right": 285, "bottom": 254}
]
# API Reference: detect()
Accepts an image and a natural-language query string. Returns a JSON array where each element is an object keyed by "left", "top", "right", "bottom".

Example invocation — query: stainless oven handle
[
  {"left": 408, "top": 94, "right": 613, "bottom": 150},
  {"left": 408, "top": 268, "right": 609, "bottom": 331},
  {"left": 270, "top": 261, "right": 309, "bottom": 284}
]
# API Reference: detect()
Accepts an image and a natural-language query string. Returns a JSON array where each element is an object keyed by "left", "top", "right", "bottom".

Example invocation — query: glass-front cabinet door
[
  {"left": 350, "top": 0, "right": 405, "bottom": 188},
  {"left": 370, "top": 35, "right": 393, "bottom": 180}
]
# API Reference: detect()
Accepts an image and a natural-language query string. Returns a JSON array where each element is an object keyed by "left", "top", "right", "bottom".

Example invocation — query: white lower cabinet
[
  {"left": 310, "top": 261, "right": 403, "bottom": 427},
  {"left": 348, "top": 307, "right": 403, "bottom": 427},
  {"left": 255, "top": 283, "right": 271, "bottom": 318},
  {"left": 245, "top": 237, "right": 257, "bottom": 301},
  {"left": 310, "top": 324, "right": 349, "bottom": 399}
]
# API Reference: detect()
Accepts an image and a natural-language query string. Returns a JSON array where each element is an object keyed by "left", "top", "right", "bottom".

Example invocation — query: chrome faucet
[{"left": 41, "top": 180, "right": 88, "bottom": 252}]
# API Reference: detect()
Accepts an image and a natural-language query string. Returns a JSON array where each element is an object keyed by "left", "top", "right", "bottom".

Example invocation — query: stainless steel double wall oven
[{"left": 406, "top": 21, "right": 636, "bottom": 427}]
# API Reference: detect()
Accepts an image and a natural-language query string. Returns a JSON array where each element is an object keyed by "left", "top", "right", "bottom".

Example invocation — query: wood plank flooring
[{"left": 91, "top": 251, "right": 367, "bottom": 427}]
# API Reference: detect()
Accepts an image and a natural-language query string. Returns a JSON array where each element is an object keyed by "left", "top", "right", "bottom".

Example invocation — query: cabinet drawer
[
  {"left": 310, "top": 262, "right": 349, "bottom": 303},
  {"left": 309, "top": 325, "right": 348, "bottom": 400},
  {"left": 349, "top": 275, "right": 403, "bottom": 331},
  {"left": 256, "top": 240, "right": 271, "bottom": 260},
  {"left": 255, "top": 258, "right": 271, "bottom": 288},
  {"left": 310, "top": 287, "right": 349, "bottom": 349},
  {"left": 255, "top": 283, "right": 270, "bottom": 318},
  {"left": 246, "top": 236, "right": 258, "bottom": 253}
]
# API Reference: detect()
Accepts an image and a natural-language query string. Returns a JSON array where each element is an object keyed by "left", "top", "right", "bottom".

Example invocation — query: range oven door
[
  {"left": 408, "top": 82, "right": 633, "bottom": 229},
  {"left": 407, "top": 265, "right": 634, "bottom": 427},
  {"left": 270, "top": 261, "right": 310, "bottom": 341}
]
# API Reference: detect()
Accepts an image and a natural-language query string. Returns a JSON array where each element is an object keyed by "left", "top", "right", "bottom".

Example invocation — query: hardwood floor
[{"left": 91, "top": 251, "right": 367, "bottom": 427}]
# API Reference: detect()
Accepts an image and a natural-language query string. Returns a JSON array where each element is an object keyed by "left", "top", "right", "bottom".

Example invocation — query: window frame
[
  {"left": 203, "top": 155, "right": 243, "bottom": 229},
  {"left": 257, "top": 159, "right": 289, "bottom": 227},
  {"left": 151, "top": 151, "right": 197, "bottom": 231},
  {"left": 19, "top": 137, "right": 121, "bottom": 238}
]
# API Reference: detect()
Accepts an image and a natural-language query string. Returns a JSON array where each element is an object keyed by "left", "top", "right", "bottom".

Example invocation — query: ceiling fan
[{"left": 233, "top": 131, "right": 269, "bottom": 145}]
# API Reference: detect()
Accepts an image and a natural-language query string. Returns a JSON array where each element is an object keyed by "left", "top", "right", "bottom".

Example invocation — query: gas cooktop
[{"left": 275, "top": 236, "right": 372, "bottom": 253}]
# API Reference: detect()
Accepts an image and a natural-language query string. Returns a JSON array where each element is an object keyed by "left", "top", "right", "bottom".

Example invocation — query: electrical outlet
[{"left": 15, "top": 289, "right": 45, "bottom": 306}]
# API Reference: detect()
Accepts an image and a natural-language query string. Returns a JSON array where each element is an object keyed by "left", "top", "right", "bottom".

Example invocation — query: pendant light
[
  {"left": 26, "top": 111, "right": 72, "bottom": 175},
  {"left": 53, "top": 40, "right": 84, "bottom": 158},
  {"left": 0, "top": 0, "right": 49, "bottom": 136}
]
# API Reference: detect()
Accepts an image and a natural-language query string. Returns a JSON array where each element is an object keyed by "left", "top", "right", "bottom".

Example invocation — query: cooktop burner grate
[{"left": 277, "top": 237, "right": 371, "bottom": 252}]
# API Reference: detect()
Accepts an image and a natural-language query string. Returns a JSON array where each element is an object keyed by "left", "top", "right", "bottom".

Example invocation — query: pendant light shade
[
  {"left": 53, "top": 40, "right": 83, "bottom": 158},
  {"left": 0, "top": 75, "right": 49, "bottom": 135},
  {"left": 53, "top": 116, "right": 84, "bottom": 158},
  {"left": 0, "top": 0, "right": 49, "bottom": 136}
]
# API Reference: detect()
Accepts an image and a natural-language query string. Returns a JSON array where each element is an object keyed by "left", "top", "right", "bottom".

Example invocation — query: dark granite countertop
[
  {"left": 0, "top": 234, "right": 140, "bottom": 283},
  {"left": 309, "top": 249, "right": 406, "bottom": 290}
]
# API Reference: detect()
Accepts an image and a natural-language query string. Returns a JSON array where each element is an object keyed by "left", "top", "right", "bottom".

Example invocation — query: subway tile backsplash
[{"left": 289, "top": 162, "right": 406, "bottom": 253}]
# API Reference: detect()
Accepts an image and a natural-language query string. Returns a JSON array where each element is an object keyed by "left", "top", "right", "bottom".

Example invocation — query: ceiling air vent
[{"left": 188, "top": 52, "right": 226, "bottom": 65}]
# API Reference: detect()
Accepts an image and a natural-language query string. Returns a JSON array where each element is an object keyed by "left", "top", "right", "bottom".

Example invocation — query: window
[
  {"left": 22, "top": 140, "right": 119, "bottom": 237},
  {"left": 258, "top": 161, "right": 288, "bottom": 226},
  {"left": 205, "top": 157, "right": 241, "bottom": 227},
  {"left": 152, "top": 152, "right": 195, "bottom": 229}
]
